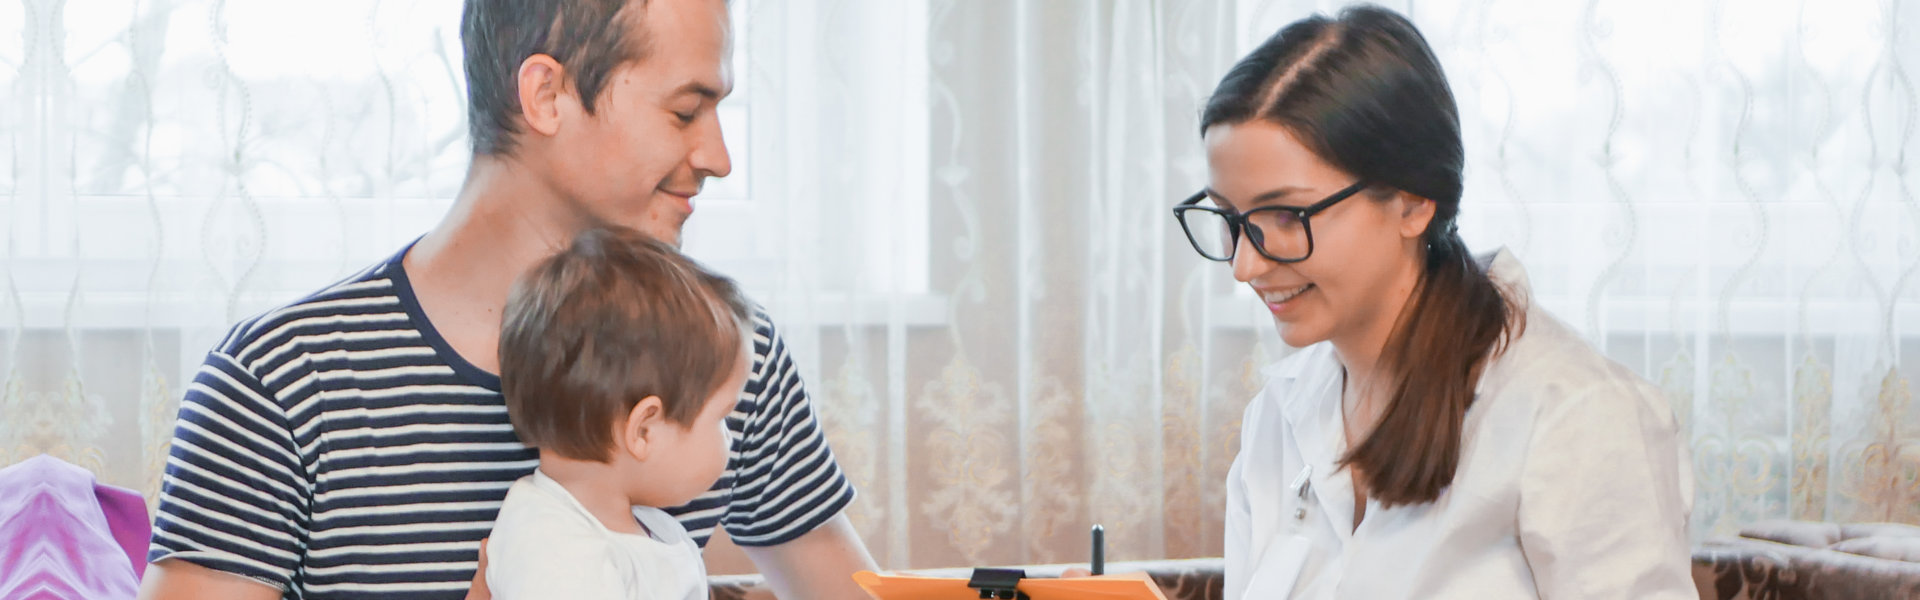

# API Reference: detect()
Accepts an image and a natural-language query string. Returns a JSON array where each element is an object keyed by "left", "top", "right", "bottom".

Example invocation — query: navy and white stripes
[{"left": 148, "top": 247, "right": 854, "bottom": 599}]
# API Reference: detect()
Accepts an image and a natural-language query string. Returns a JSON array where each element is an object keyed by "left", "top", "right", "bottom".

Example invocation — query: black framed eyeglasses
[{"left": 1171, "top": 181, "right": 1369, "bottom": 263}]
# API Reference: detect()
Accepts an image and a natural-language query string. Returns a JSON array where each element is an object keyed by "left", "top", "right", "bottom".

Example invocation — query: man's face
[{"left": 541, "top": 0, "right": 733, "bottom": 246}]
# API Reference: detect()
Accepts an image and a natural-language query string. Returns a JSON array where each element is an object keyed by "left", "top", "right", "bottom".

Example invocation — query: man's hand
[
  {"left": 465, "top": 538, "right": 491, "bottom": 600},
  {"left": 738, "top": 514, "right": 877, "bottom": 599},
  {"left": 137, "top": 559, "right": 282, "bottom": 600}
]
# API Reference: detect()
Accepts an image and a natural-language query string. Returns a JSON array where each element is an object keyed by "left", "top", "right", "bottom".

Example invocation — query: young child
[{"left": 485, "top": 225, "right": 752, "bottom": 600}]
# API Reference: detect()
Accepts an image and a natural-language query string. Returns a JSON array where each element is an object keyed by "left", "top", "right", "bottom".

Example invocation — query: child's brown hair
[{"left": 499, "top": 225, "right": 752, "bottom": 462}]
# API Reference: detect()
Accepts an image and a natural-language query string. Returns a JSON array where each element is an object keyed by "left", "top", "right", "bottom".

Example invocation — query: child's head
[{"left": 499, "top": 225, "right": 752, "bottom": 508}]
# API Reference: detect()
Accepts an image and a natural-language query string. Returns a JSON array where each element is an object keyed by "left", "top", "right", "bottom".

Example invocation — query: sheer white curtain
[
  {"left": 3, "top": 0, "right": 1918, "bottom": 575},
  {"left": 2, "top": 0, "right": 475, "bottom": 501},
  {"left": 1361, "top": 0, "right": 1920, "bottom": 539}
]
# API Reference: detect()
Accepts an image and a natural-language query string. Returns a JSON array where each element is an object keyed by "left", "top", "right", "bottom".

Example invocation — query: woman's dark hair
[{"left": 1203, "top": 4, "right": 1523, "bottom": 507}]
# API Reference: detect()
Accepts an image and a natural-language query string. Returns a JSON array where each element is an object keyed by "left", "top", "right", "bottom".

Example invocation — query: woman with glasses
[{"left": 1181, "top": 5, "right": 1695, "bottom": 598}]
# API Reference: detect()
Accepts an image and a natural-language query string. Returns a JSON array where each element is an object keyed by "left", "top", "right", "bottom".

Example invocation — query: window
[{"left": 3, "top": 0, "right": 938, "bottom": 348}]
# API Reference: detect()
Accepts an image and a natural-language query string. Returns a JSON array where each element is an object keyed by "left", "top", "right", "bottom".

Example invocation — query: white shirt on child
[{"left": 487, "top": 470, "right": 708, "bottom": 600}]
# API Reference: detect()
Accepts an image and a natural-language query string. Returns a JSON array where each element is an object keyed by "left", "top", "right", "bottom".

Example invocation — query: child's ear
[{"left": 621, "top": 396, "right": 667, "bottom": 462}]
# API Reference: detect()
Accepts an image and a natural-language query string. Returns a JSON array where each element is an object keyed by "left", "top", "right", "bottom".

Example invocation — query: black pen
[{"left": 1090, "top": 524, "right": 1105, "bottom": 576}]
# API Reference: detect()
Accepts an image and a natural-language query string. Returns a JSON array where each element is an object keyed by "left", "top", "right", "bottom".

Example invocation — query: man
[{"left": 136, "top": 0, "right": 877, "bottom": 598}]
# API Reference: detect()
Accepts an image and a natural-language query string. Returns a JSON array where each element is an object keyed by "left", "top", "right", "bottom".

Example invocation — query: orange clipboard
[{"left": 852, "top": 570, "right": 1169, "bottom": 600}]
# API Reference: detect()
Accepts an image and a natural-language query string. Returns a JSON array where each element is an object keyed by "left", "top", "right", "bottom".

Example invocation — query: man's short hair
[
  {"left": 499, "top": 225, "right": 752, "bottom": 462},
  {"left": 461, "top": 0, "right": 651, "bottom": 156}
]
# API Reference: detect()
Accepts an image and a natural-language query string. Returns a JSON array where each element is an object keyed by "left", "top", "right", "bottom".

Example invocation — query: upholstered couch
[{"left": 1692, "top": 520, "right": 1920, "bottom": 599}]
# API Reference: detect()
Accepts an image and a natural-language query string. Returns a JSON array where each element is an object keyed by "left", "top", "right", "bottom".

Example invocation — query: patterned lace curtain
[{"left": 3, "top": 0, "right": 1918, "bottom": 574}]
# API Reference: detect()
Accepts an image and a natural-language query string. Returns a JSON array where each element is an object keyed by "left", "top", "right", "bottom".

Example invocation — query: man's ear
[
  {"left": 1398, "top": 192, "right": 1437, "bottom": 240},
  {"left": 620, "top": 396, "right": 667, "bottom": 462},
  {"left": 516, "top": 54, "right": 576, "bottom": 138}
]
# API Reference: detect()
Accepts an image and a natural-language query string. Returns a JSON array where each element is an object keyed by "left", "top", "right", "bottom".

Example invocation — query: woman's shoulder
[
  {"left": 1482, "top": 302, "right": 1674, "bottom": 428},
  {"left": 1478, "top": 250, "right": 1662, "bottom": 403}
]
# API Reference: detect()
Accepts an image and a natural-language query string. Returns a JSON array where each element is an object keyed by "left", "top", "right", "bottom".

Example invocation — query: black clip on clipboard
[{"left": 966, "top": 568, "right": 1031, "bottom": 600}]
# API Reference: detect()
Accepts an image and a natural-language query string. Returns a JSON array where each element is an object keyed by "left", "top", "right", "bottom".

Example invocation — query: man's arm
[
  {"left": 721, "top": 313, "right": 873, "bottom": 597},
  {"left": 138, "top": 559, "right": 282, "bottom": 600},
  {"left": 144, "top": 348, "right": 308, "bottom": 597},
  {"left": 739, "top": 514, "right": 877, "bottom": 599}
]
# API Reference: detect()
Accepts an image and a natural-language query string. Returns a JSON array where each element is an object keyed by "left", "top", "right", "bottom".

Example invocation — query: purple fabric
[
  {"left": 92, "top": 482, "right": 151, "bottom": 581},
  {"left": 0, "top": 454, "right": 145, "bottom": 600}
]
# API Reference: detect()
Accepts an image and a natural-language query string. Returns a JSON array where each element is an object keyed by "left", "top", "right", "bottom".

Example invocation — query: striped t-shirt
[{"left": 147, "top": 244, "right": 856, "bottom": 599}]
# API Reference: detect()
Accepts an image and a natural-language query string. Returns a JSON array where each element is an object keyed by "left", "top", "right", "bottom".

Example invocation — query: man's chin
[
  {"left": 641, "top": 223, "right": 685, "bottom": 248},
  {"left": 598, "top": 215, "right": 684, "bottom": 247}
]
